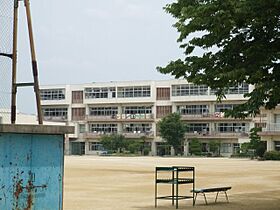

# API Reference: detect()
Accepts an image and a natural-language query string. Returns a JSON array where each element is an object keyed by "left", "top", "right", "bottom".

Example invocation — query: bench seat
[{"left": 191, "top": 186, "right": 232, "bottom": 205}]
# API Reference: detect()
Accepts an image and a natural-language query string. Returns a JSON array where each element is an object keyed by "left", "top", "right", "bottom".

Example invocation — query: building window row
[
  {"left": 216, "top": 123, "right": 249, "bottom": 133},
  {"left": 172, "top": 83, "right": 249, "bottom": 97},
  {"left": 89, "top": 123, "right": 118, "bottom": 134},
  {"left": 41, "top": 89, "right": 65, "bottom": 100},
  {"left": 42, "top": 107, "right": 68, "bottom": 119},
  {"left": 215, "top": 104, "right": 237, "bottom": 112},
  {"left": 84, "top": 86, "right": 151, "bottom": 99},
  {"left": 123, "top": 123, "right": 152, "bottom": 133},
  {"left": 85, "top": 87, "right": 116, "bottom": 99},
  {"left": 117, "top": 86, "right": 151, "bottom": 98},
  {"left": 178, "top": 105, "right": 209, "bottom": 115},
  {"left": 210, "top": 83, "right": 249, "bottom": 95},
  {"left": 123, "top": 106, "right": 152, "bottom": 114},
  {"left": 89, "top": 107, "right": 118, "bottom": 116},
  {"left": 186, "top": 123, "right": 209, "bottom": 133},
  {"left": 172, "top": 84, "right": 208, "bottom": 96}
]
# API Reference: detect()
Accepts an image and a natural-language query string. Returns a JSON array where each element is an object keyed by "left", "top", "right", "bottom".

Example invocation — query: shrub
[
  {"left": 189, "top": 139, "right": 202, "bottom": 156},
  {"left": 263, "top": 151, "right": 280, "bottom": 160}
]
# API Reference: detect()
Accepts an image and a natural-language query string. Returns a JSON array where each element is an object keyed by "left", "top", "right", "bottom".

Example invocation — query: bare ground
[{"left": 63, "top": 156, "right": 280, "bottom": 210}]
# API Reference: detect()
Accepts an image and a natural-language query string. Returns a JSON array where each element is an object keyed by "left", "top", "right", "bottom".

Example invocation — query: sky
[{"left": 14, "top": 0, "right": 183, "bottom": 113}]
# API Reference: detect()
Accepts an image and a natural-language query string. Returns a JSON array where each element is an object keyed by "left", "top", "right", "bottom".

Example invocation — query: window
[
  {"left": 275, "top": 141, "right": 280, "bottom": 151},
  {"left": 117, "top": 86, "right": 151, "bottom": 98},
  {"left": 89, "top": 123, "right": 117, "bottom": 134},
  {"left": 72, "top": 91, "right": 83, "bottom": 103},
  {"left": 41, "top": 89, "right": 65, "bottom": 100},
  {"left": 216, "top": 123, "right": 249, "bottom": 133},
  {"left": 89, "top": 107, "right": 118, "bottom": 116},
  {"left": 215, "top": 104, "right": 237, "bottom": 112},
  {"left": 186, "top": 123, "right": 209, "bottom": 133},
  {"left": 123, "top": 123, "right": 152, "bottom": 133},
  {"left": 177, "top": 105, "right": 209, "bottom": 115},
  {"left": 221, "top": 143, "right": 232, "bottom": 153},
  {"left": 72, "top": 108, "right": 85, "bottom": 121},
  {"left": 156, "top": 106, "right": 172, "bottom": 118},
  {"left": 84, "top": 87, "right": 116, "bottom": 99},
  {"left": 255, "top": 123, "right": 266, "bottom": 128},
  {"left": 172, "top": 84, "right": 208, "bottom": 96},
  {"left": 79, "top": 124, "right": 86, "bottom": 133},
  {"left": 123, "top": 106, "right": 152, "bottom": 114},
  {"left": 157, "top": 88, "right": 170, "bottom": 100},
  {"left": 89, "top": 142, "right": 103, "bottom": 151},
  {"left": 210, "top": 83, "right": 249, "bottom": 95},
  {"left": 42, "top": 107, "right": 68, "bottom": 119}
]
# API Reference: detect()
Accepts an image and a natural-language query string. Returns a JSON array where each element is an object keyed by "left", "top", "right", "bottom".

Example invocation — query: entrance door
[{"left": 71, "top": 142, "right": 85, "bottom": 155}]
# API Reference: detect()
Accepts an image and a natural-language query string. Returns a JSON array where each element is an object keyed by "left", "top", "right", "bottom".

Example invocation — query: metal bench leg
[
  {"left": 194, "top": 193, "right": 198, "bottom": 205},
  {"left": 215, "top": 191, "right": 219, "bottom": 203},
  {"left": 176, "top": 182, "right": 179, "bottom": 209},
  {"left": 224, "top": 191, "right": 229, "bottom": 202},
  {"left": 172, "top": 183, "right": 174, "bottom": 206},
  {"left": 203, "top": 193, "right": 208, "bottom": 205}
]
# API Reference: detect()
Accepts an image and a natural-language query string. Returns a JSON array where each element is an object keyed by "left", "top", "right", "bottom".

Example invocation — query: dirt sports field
[{"left": 63, "top": 156, "right": 280, "bottom": 210}]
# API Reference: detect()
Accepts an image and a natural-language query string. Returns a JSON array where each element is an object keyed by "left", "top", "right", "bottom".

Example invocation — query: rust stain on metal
[
  {"left": 14, "top": 180, "right": 23, "bottom": 198},
  {"left": 13, "top": 179, "right": 23, "bottom": 209},
  {"left": 24, "top": 180, "right": 33, "bottom": 210}
]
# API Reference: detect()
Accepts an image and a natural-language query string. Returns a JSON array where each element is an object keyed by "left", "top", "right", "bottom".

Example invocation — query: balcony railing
[
  {"left": 186, "top": 131, "right": 249, "bottom": 137},
  {"left": 86, "top": 114, "right": 154, "bottom": 121},
  {"left": 263, "top": 123, "right": 280, "bottom": 132},
  {"left": 82, "top": 131, "right": 117, "bottom": 138},
  {"left": 81, "top": 131, "right": 154, "bottom": 139},
  {"left": 43, "top": 116, "right": 68, "bottom": 122},
  {"left": 180, "top": 112, "right": 252, "bottom": 120},
  {"left": 122, "top": 131, "right": 154, "bottom": 138}
]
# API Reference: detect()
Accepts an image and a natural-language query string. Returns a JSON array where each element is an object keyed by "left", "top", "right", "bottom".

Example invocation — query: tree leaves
[
  {"left": 158, "top": 113, "right": 186, "bottom": 155},
  {"left": 159, "top": 0, "right": 280, "bottom": 117}
]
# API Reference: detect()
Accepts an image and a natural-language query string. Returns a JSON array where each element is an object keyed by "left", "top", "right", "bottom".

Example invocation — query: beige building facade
[
  {"left": 40, "top": 79, "right": 255, "bottom": 156},
  {"left": 258, "top": 106, "right": 280, "bottom": 152}
]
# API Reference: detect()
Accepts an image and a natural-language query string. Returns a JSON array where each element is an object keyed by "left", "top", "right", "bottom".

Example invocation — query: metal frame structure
[
  {"left": 0, "top": 0, "right": 43, "bottom": 124},
  {"left": 155, "top": 166, "right": 195, "bottom": 209}
]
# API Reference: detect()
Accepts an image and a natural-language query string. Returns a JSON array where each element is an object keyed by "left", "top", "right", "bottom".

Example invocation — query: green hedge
[{"left": 263, "top": 151, "right": 280, "bottom": 160}]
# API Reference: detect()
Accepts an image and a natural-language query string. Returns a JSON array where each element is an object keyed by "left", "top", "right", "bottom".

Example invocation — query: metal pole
[
  {"left": 11, "top": 0, "right": 19, "bottom": 124},
  {"left": 24, "top": 0, "right": 43, "bottom": 124}
]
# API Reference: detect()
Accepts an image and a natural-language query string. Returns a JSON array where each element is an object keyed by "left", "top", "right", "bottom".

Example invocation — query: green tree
[
  {"left": 158, "top": 113, "right": 186, "bottom": 155},
  {"left": 248, "top": 127, "right": 266, "bottom": 157},
  {"left": 208, "top": 140, "right": 221, "bottom": 156},
  {"left": 100, "top": 134, "right": 125, "bottom": 153},
  {"left": 189, "top": 138, "right": 202, "bottom": 155},
  {"left": 158, "top": 0, "right": 280, "bottom": 118},
  {"left": 240, "top": 128, "right": 266, "bottom": 157},
  {"left": 127, "top": 140, "right": 143, "bottom": 154}
]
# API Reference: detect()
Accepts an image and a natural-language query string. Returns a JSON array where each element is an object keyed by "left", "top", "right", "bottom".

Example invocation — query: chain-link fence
[{"left": 0, "top": 0, "right": 14, "bottom": 123}]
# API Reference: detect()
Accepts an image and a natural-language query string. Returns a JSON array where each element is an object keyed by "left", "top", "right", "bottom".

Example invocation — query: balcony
[
  {"left": 43, "top": 116, "right": 68, "bottom": 122},
  {"left": 122, "top": 131, "right": 154, "bottom": 138},
  {"left": 82, "top": 132, "right": 117, "bottom": 139},
  {"left": 252, "top": 114, "right": 267, "bottom": 123},
  {"left": 180, "top": 112, "right": 252, "bottom": 121},
  {"left": 258, "top": 123, "right": 280, "bottom": 136},
  {"left": 86, "top": 114, "right": 154, "bottom": 122},
  {"left": 186, "top": 131, "right": 249, "bottom": 139}
]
